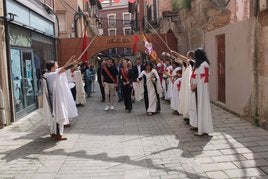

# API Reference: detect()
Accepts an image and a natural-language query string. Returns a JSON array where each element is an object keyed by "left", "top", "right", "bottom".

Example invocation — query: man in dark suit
[{"left": 133, "top": 57, "right": 144, "bottom": 81}]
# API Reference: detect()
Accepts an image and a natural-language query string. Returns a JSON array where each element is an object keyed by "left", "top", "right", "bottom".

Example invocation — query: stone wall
[
  {"left": 160, "top": 0, "right": 232, "bottom": 54},
  {"left": 205, "top": 19, "right": 256, "bottom": 119}
]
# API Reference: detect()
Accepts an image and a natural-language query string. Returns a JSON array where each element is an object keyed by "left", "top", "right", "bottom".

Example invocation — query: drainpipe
[
  {"left": 253, "top": 0, "right": 260, "bottom": 125},
  {"left": 3, "top": 0, "right": 15, "bottom": 123},
  {"left": 0, "top": 88, "right": 6, "bottom": 127}
]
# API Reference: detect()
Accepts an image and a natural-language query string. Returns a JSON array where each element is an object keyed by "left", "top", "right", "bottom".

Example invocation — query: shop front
[{"left": 6, "top": 0, "right": 56, "bottom": 120}]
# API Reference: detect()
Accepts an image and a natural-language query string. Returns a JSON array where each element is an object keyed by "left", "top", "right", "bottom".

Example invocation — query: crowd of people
[{"left": 42, "top": 48, "right": 214, "bottom": 140}]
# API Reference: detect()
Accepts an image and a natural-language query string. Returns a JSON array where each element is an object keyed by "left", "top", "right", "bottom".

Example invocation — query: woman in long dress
[
  {"left": 138, "top": 61, "right": 162, "bottom": 116},
  {"left": 119, "top": 59, "right": 134, "bottom": 112}
]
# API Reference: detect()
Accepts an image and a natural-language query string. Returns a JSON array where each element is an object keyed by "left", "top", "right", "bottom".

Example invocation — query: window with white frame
[
  {"left": 108, "top": 14, "right": 116, "bottom": 27},
  {"left": 124, "top": 48, "right": 132, "bottom": 55},
  {"left": 109, "top": 48, "right": 117, "bottom": 55},
  {"left": 123, "top": 27, "right": 132, "bottom": 35},
  {"left": 123, "top": 12, "right": 131, "bottom": 26},
  {"left": 57, "top": 13, "right": 66, "bottom": 32},
  {"left": 108, "top": 28, "right": 117, "bottom": 36}
]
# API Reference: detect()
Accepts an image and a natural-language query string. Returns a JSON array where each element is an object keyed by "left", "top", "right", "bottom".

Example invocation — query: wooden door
[{"left": 217, "top": 35, "right": 226, "bottom": 103}]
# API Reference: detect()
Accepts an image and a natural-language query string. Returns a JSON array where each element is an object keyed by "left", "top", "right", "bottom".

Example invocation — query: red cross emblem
[
  {"left": 191, "top": 70, "right": 196, "bottom": 79},
  {"left": 200, "top": 67, "right": 209, "bottom": 83},
  {"left": 177, "top": 81, "right": 181, "bottom": 91}
]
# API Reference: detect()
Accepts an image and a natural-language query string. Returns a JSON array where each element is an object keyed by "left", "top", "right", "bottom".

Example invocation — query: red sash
[
  {"left": 103, "top": 66, "right": 117, "bottom": 83},
  {"left": 121, "top": 68, "right": 129, "bottom": 82}
]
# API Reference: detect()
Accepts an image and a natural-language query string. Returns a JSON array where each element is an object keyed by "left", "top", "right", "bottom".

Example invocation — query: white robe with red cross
[
  {"left": 170, "top": 77, "right": 182, "bottom": 111},
  {"left": 189, "top": 69, "right": 198, "bottom": 128},
  {"left": 178, "top": 65, "right": 192, "bottom": 118},
  {"left": 194, "top": 61, "right": 214, "bottom": 135},
  {"left": 163, "top": 65, "right": 173, "bottom": 100}
]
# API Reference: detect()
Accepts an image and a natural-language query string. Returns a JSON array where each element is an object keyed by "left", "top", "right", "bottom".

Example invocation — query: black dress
[{"left": 119, "top": 68, "right": 134, "bottom": 112}]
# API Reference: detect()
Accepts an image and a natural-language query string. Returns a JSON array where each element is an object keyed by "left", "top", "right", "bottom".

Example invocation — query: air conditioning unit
[{"left": 260, "top": 0, "right": 268, "bottom": 11}]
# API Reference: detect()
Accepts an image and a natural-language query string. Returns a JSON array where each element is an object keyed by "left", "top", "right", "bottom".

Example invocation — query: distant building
[
  {"left": 98, "top": 0, "right": 133, "bottom": 56},
  {"left": 129, "top": 0, "right": 172, "bottom": 32},
  {"left": 55, "top": 0, "right": 101, "bottom": 38}
]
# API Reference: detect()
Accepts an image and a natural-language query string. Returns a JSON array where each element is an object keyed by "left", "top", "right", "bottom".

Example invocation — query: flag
[
  {"left": 142, "top": 33, "right": 157, "bottom": 61},
  {"left": 81, "top": 32, "right": 88, "bottom": 62},
  {"left": 99, "top": 0, "right": 104, "bottom": 2},
  {"left": 132, "top": 34, "right": 139, "bottom": 55},
  {"left": 114, "top": 0, "right": 120, "bottom": 3},
  {"left": 128, "top": 0, "right": 136, "bottom": 3},
  {"left": 142, "top": 33, "right": 152, "bottom": 55}
]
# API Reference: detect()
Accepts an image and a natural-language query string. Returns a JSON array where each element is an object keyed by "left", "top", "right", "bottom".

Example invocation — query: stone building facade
[
  {"left": 98, "top": 0, "right": 133, "bottom": 56},
  {"left": 55, "top": 0, "right": 100, "bottom": 38},
  {"left": 159, "top": 0, "right": 268, "bottom": 129},
  {"left": 0, "top": 0, "right": 58, "bottom": 127}
]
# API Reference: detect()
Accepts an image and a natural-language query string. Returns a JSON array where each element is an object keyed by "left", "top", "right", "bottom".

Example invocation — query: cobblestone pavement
[{"left": 0, "top": 91, "right": 268, "bottom": 179}]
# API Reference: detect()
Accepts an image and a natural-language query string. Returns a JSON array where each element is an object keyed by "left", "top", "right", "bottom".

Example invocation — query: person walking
[
  {"left": 136, "top": 61, "right": 162, "bottom": 116},
  {"left": 119, "top": 59, "right": 134, "bottom": 112},
  {"left": 101, "top": 58, "right": 118, "bottom": 111}
]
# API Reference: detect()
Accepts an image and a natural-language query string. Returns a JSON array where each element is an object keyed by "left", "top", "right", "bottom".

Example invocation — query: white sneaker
[
  {"left": 110, "top": 106, "right": 114, "bottom": 110},
  {"left": 105, "top": 106, "right": 110, "bottom": 111}
]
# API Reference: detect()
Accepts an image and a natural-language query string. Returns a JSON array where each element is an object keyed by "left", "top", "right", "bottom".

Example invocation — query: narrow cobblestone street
[{"left": 0, "top": 91, "right": 268, "bottom": 179}]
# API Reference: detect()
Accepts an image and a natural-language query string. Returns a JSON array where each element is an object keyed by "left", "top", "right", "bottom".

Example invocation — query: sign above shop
[
  {"left": 6, "top": 0, "right": 55, "bottom": 36},
  {"left": 106, "top": 38, "right": 131, "bottom": 44}
]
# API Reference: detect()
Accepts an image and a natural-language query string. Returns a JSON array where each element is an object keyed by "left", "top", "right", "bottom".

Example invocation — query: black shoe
[
  {"left": 101, "top": 99, "right": 105, "bottom": 102},
  {"left": 184, "top": 118, "right": 190, "bottom": 125},
  {"left": 76, "top": 104, "right": 85, "bottom": 107},
  {"left": 128, "top": 109, "right": 132, "bottom": 113}
]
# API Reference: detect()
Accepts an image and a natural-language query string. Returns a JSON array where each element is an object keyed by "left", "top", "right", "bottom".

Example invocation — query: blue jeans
[
  {"left": 85, "top": 80, "right": 92, "bottom": 97},
  {"left": 117, "top": 81, "right": 123, "bottom": 101}
]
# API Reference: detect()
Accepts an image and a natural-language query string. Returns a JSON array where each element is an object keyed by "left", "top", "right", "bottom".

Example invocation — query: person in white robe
[
  {"left": 66, "top": 68, "right": 86, "bottom": 106},
  {"left": 43, "top": 61, "right": 78, "bottom": 140},
  {"left": 163, "top": 59, "right": 173, "bottom": 100},
  {"left": 170, "top": 50, "right": 195, "bottom": 124},
  {"left": 135, "top": 61, "right": 162, "bottom": 116},
  {"left": 74, "top": 69, "right": 86, "bottom": 105},
  {"left": 189, "top": 67, "right": 198, "bottom": 129},
  {"left": 190, "top": 48, "right": 214, "bottom": 136},
  {"left": 170, "top": 67, "right": 182, "bottom": 112}
]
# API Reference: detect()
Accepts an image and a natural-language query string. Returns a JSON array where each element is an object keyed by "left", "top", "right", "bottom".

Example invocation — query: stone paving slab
[{"left": 0, "top": 91, "right": 268, "bottom": 179}]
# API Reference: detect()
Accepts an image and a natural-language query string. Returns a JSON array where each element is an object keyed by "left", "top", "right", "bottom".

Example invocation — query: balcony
[{"left": 38, "top": 0, "right": 54, "bottom": 9}]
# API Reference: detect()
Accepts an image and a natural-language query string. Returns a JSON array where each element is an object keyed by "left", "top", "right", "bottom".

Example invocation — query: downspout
[
  {"left": 253, "top": 0, "right": 260, "bottom": 125},
  {"left": 3, "top": 0, "right": 15, "bottom": 124}
]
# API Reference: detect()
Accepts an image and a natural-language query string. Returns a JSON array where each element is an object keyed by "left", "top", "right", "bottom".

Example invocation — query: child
[{"left": 170, "top": 67, "right": 182, "bottom": 113}]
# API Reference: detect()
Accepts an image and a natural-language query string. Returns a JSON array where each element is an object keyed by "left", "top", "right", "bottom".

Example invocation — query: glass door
[{"left": 11, "top": 48, "right": 37, "bottom": 119}]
